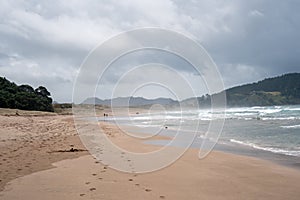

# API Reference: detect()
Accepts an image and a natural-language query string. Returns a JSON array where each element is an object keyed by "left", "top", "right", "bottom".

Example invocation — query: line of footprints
[{"left": 79, "top": 158, "right": 166, "bottom": 199}]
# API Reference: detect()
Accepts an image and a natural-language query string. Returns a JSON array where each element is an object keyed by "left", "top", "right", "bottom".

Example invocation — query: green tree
[{"left": 0, "top": 77, "right": 54, "bottom": 112}]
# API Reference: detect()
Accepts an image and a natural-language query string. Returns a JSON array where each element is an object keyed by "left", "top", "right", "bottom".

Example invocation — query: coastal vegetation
[
  {"left": 1, "top": 73, "right": 299, "bottom": 112},
  {"left": 0, "top": 77, "right": 53, "bottom": 112},
  {"left": 181, "top": 73, "right": 300, "bottom": 107},
  {"left": 224, "top": 73, "right": 300, "bottom": 106}
]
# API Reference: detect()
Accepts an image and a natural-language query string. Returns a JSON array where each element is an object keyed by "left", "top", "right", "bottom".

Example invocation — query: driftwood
[{"left": 48, "top": 147, "right": 87, "bottom": 153}]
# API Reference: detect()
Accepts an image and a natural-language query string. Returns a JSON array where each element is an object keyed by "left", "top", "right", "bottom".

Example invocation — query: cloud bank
[{"left": 0, "top": 0, "right": 299, "bottom": 102}]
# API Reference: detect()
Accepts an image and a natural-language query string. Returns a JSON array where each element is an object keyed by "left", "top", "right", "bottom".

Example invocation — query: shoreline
[
  {"left": 1, "top": 112, "right": 300, "bottom": 199},
  {"left": 109, "top": 121, "right": 300, "bottom": 171}
]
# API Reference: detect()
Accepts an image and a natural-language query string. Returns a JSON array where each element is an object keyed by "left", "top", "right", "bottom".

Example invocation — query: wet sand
[{"left": 1, "top": 109, "right": 300, "bottom": 199}]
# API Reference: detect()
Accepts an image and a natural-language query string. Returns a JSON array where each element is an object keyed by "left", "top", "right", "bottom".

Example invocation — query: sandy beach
[{"left": 1, "top": 109, "right": 300, "bottom": 200}]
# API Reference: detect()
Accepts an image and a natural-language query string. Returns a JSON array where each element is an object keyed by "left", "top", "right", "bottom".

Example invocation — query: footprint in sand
[
  {"left": 92, "top": 173, "right": 97, "bottom": 176},
  {"left": 145, "top": 188, "right": 152, "bottom": 192},
  {"left": 160, "top": 195, "right": 166, "bottom": 199},
  {"left": 128, "top": 178, "right": 133, "bottom": 182},
  {"left": 85, "top": 182, "right": 90, "bottom": 185},
  {"left": 79, "top": 193, "right": 85, "bottom": 197},
  {"left": 89, "top": 188, "right": 96, "bottom": 191}
]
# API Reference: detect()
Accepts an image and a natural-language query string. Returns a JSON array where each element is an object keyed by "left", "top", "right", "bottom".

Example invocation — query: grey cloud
[
  {"left": 0, "top": 0, "right": 299, "bottom": 102},
  {"left": 200, "top": 0, "right": 300, "bottom": 73}
]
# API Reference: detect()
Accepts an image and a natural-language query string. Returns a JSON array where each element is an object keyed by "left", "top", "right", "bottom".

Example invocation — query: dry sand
[
  {"left": 1, "top": 109, "right": 300, "bottom": 199},
  {"left": 0, "top": 110, "right": 88, "bottom": 191}
]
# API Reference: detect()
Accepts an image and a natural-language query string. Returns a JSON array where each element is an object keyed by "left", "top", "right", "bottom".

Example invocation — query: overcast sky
[{"left": 0, "top": 0, "right": 299, "bottom": 102}]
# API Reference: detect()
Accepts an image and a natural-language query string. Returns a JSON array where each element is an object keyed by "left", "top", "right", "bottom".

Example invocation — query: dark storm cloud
[{"left": 200, "top": 0, "right": 300, "bottom": 78}]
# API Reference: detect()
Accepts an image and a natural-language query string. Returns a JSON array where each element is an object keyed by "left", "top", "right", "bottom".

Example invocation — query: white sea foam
[
  {"left": 230, "top": 139, "right": 300, "bottom": 157},
  {"left": 285, "top": 107, "right": 300, "bottom": 111},
  {"left": 135, "top": 105, "right": 300, "bottom": 121},
  {"left": 260, "top": 109, "right": 282, "bottom": 114},
  {"left": 280, "top": 124, "right": 300, "bottom": 129},
  {"left": 261, "top": 117, "right": 298, "bottom": 120}
]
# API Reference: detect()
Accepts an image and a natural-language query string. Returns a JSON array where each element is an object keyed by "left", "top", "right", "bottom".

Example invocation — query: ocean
[{"left": 104, "top": 105, "right": 300, "bottom": 167}]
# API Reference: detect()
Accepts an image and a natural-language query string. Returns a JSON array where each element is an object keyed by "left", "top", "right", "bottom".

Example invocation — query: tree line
[
  {"left": 224, "top": 73, "right": 300, "bottom": 106},
  {"left": 0, "top": 77, "right": 54, "bottom": 112},
  {"left": 184, "top": 73, "right": 300, "bottom": 107}
]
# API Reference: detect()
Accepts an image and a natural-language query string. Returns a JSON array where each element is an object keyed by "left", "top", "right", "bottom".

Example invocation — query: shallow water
[{"left": 106, "top": 105, "right": 300, "bottom": 157}]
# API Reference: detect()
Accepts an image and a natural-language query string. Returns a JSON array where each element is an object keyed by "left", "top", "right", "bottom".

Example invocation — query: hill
[
  {"left": 82, "top": 96, "right": 177, "bottom": 107},
  {"left": 225, "top": 73, "right": 300, "bottom": 106},
  {"left": 0, "top": 77, "right": 54, "bottom": 112},
  {"left": 182, "top": 73, "right": 300, "bottom": 107},
  {"left": 82, "top": 73, "right": 300, "bottom": 107}
]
